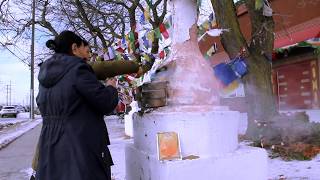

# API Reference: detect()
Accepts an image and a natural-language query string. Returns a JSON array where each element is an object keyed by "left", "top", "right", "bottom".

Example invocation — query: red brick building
[{"left": 198, "top": 0, "right": 320, "bottom": 119}]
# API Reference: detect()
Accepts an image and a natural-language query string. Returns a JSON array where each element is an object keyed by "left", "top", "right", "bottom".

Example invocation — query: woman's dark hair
[
  {"left": 82, "top": 39, "right": 89, "bottom": 47},
  {"left": 46, "top": 30, "right": 84, "bottom": 54}
]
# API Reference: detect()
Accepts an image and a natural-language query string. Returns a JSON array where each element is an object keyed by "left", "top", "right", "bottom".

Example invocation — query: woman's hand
[
  {"left": 135, "top": 66, "right": 144, "bottom": 78},
  {"left": 105, "top": 78, "right": 117, "bottom": 88}
]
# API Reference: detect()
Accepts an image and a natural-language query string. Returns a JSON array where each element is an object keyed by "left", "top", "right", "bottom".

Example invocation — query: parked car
[
  {"left": 15, "top": 106, "right": 26, "bottom": 113},
  {"left": 0, "top": 106, "right": 17, "bottom": 118}
]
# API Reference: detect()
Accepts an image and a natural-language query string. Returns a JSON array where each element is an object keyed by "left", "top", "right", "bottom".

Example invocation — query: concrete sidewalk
[{"left": 0, "top": 124, "right": 41, "bottom": 180}]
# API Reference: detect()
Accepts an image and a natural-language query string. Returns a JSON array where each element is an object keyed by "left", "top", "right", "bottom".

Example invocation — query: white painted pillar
[{"left": 171, "top": 0, "right": 197, "bottom": 44}]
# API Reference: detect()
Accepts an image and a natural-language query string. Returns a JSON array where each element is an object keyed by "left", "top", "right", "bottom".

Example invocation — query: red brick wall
[
  {"left": 198, "top": 0, "right": 320, "bottom": 63},
  {"left": 198, "top": 0, "right": 320, "bottom": 112}
]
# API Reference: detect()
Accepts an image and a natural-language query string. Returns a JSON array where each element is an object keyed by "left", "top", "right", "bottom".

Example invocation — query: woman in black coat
[{"left": 35, "top": 31, "right": 118, "bottom": 180}]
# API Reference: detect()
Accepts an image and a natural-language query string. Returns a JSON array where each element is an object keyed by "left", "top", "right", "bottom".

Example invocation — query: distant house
[{"left": 198, "top": 0, "right": 320, "bottom": 122}]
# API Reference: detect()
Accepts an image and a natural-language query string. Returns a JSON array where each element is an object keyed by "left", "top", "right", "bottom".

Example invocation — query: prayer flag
[
  {"left": 103, "top": 52, "right": 110, "bottom": 61},
  {"left": 211, "top": 20, "right": 217, "bottom": 28},
  {"left": 144, "top": 7, "right": 150, "bottom": 21},
  {"left": 147, "top": 31, "right": 155, "bottom": 42},
  {"left": 129, "top": 31, "right": 135, "bottom": 42},
  {"left": 203, "top": 20, "right": 210, "bottom": 30},
  {"left": 159, "top": 23, "right": 169, "bottom": 39},
  {"left": 204, "top": 54, "right": 210, "bottom": 60},
  {"left": 140, "top": 14, "right": 146, "bottom": 24},
  {"left": 146, "top": 0, "right": 152, "bottom": 7},
  {"left": 143, "top": 54, "right": 151, "bottom": 62},
  {"left": 223, "top": 80, "right": 240, "bottom": 94},
  {"left": 116, "top": 54, "right": 122, "bottom": 61},
  {"left": 108, "top": 46, "right": 116, "bottom": 59},
  {"left": 142, "top": 36, "right": 149, "bottom": 48},
  {"left": 165, "top": 15, "right": 172, "bottom": 29},
  {"left": 123, "top": 54, "right": 129, "bottom": 60},
  {"left": 159, "top": 50, "right": 165, "bottom": 59},
  {"left": 206, "top": 45, "right": 216, "bottom": 56},
  {"left": 209, "top": 13, "right": 214, "bottom": 21},
  {"left": 155, "top": 28, "right": 162, "bottom": 40},
  {"left": 116, "top": 47, "right": 125, "bottom": 53},
  {"left": 125, "top": 34, "right": 130, "bottom": 48},
  {"left": 164, "top": 47, "right": 170, "bottom": 55},
  {"left": 165, "top": 21, "right": 171, "bottom": 29}
]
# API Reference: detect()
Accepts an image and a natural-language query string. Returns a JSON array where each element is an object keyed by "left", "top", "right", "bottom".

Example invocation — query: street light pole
[{"left": 30, "top": 0, "right": 35, "bottom": 119}]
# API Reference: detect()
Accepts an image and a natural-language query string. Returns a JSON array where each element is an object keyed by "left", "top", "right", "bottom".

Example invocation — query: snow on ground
[
  {"left": 2, "top": 114, "right": 319, "bottom": 179},
  {"left": 268, "top": 155, "right": 320, "bottom": 180},
  {"left": 0, "top": 118, "right": 28, "bottom": 125},
  {"left": 17, "top": 112, "right": 42, "bottom": 119},
  {"left": 105, "top": 117, "right": 320, "bottom": 180},
  {"left": 0, "top": 117, "right": 42, "bottom": 149},
  {"left": 0, "top": 113, "right": 41, "bottom": 126},
  {"left": 21, "top": 168, "right": 34, "bottom": 179}
]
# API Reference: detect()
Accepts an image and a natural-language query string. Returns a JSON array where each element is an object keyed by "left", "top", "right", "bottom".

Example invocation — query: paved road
[{"left": 0, "top": 124, "right": 41, "bottom": 180}]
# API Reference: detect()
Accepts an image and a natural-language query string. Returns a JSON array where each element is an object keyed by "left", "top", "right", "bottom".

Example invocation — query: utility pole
[
  {"left": 9, "top": 80, "right": 11, "bottom": 105},
  {"left": 5, "top": 81, "right": 12, "bottom": 106},
  {"left": 6, "top": 85, "right": 8, "bottom": 105},
  {"left": 30, "top": 0, "right": 35, "bottom": 119}
]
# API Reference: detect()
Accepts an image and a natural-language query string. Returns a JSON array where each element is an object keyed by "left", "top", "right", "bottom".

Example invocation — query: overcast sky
[
  {"left": 0, "top": 50, "right": 35, "bottom": 106},
  {"left": 0, "top": 51, "right": 38, "bottom": 105}
]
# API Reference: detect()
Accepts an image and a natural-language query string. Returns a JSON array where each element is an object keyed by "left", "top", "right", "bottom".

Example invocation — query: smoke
[
  {"left": 242, "top": 83, "right": 320, "bottom": 145},
  {"left": 255, "top": 111, "right": 320, "bottom": 146}
]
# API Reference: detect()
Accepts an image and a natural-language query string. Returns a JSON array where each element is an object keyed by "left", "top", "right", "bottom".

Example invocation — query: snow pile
[
  {"left": 17, "top": 112, "right": 31, "bottom": 119},
  {"left": 0, "top": 118, "right": 28, "bottom": 125},
  {"left": 21, "top": 168, "right": 34, "bottom": 179},
  {"left": 0, "top": 119, "right": 42, "bottom": 149},
  {"left": 17, "top": 112, "right": 41, "bottom": 119}
]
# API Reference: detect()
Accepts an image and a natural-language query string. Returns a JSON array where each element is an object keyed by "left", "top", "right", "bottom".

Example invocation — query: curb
[{"left": 0, "top": 119, "right": 42, "bottom": 150}]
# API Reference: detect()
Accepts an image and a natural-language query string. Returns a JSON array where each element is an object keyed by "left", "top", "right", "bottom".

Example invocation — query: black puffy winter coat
[{"left": 35, "top": 53, "right": 118, "bottom": 180}]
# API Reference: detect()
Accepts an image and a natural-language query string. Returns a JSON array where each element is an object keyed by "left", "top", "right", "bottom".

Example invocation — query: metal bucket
[{"left": 136, "top": 81, "right": 168, "bottom": 108}]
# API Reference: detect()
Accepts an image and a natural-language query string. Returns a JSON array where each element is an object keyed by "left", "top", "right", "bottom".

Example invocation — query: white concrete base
[
  {"left": 126, "top": 109, "right": 267, "bottom": 180},
  {"left": 124, "top": 101, "right": 140, "bottom": 137},
  {"left": 238, "top": 113, "right": 248, "bottom": 135},
  {"left": 132, "top": 109, "right": 240, "bottom": 156},
  {"left": 126, "top": 144, "right": 268, "bottom": 180}
]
